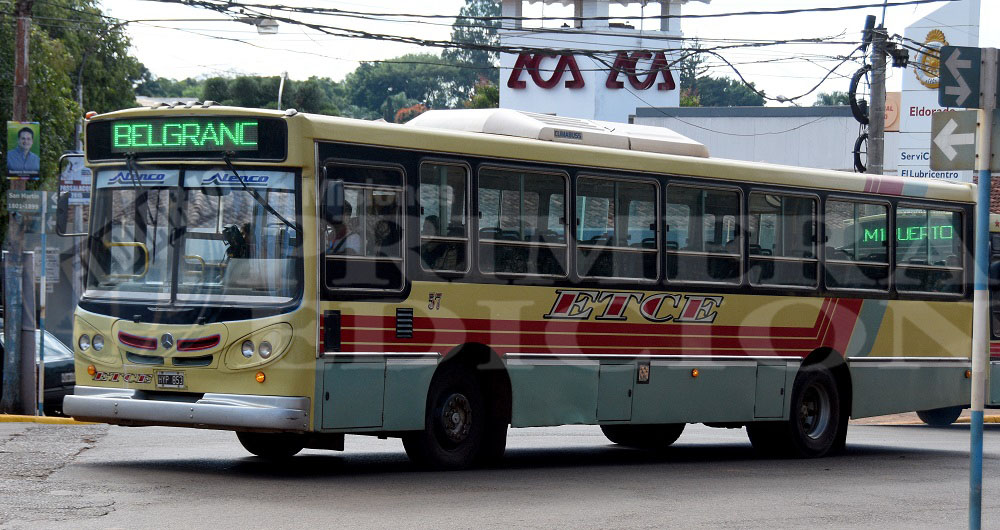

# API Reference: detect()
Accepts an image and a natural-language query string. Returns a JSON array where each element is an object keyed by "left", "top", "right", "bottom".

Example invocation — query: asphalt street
[{"left": 1, "top": 419, "right": 998, "bottom": 529}]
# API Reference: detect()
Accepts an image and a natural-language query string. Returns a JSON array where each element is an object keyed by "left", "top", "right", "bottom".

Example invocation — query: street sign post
[{"left": 938, "top": 45, "right": 982, "bottom": 108}]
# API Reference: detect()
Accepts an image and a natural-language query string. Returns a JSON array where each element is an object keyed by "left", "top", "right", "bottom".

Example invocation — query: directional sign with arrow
[
  {"left": 930, "top": 110, "right": 977, "bottom": 170},
  {"left": 939, "top": 46, "right": 982, "bottom": 109}
]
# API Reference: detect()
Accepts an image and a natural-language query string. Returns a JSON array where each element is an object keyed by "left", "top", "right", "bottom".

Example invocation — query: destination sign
[
  {"left": 110, "top": 118, "right": 259, "bottom": 153},
  {"left": 86, "top": 116, "right": 287, "bottom": 161}
]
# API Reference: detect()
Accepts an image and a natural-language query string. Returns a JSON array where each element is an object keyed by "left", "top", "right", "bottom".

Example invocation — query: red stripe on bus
[
  {"left": 341, "top": 314, "right": 827, "bottom": 339},
  {"left": 343, "top": 328, "right": 824, "bottom": 350}
]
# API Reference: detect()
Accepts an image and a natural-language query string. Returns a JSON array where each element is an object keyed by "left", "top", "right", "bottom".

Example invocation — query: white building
[{"left": 500, "top": 0, "right": 708, "bottom": 123}]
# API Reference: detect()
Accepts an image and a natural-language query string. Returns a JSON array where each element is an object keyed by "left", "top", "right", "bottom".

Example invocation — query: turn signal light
[
  {"left": 691, "top": 368, "right": 700, "bottom": 378},
  {"left": 87, "top": 365, "right": 96, "bottom": 376},
  {"left": 966, "top": 370, "right": 972, "bottom": 379},
  {"left": 255, "top": 371, "right": 266, "bottom": 383}
]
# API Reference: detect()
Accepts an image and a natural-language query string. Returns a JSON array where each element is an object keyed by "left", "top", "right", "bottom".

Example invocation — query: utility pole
[
  {"left": 867, "top": 25, "right": 887, "bottom": 175},
  {"left": 2, "top": 0, "right": 34, "bottom": 415}
]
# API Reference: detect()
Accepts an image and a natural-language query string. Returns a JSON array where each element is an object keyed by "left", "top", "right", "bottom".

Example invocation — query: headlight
[
  {"left": 241, "top": 340, "right": 255, "bottom": 358},
  {"left": 78, "top": 334, "right": 91, "bottom": 351},
  {"left": 92, "top": 334, "right": 105, "bottom": 351},
  {"left": 258, "top": 341, "right": 272, "bottom": 359}
]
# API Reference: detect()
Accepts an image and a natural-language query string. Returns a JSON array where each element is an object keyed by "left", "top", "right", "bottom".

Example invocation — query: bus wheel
[
  {"left": 916, "top": 406, "right": 963, "bottom": 426},
  {"left": 236, "top": 432, "right": 304, "bottom": 459},
  {"left": 600, "top": 424, "right": 685, "bottom": 450},
  {"left": 403, "top": 365, "right": 487, "bottom": 469},
  {"left": 747, "top": 365, "right": 841, "bottom": 458}
]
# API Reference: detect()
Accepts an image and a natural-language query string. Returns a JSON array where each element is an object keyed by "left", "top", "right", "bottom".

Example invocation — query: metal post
[
  {"left": 867, "top": 25, "right": 887, "bottom": 175},
  {"left": 18, "top": 251, "right": 35, "bottom": 415},
  {"left": 37, "top": 194, "right": 46, "bottom": 416},
  {"left": 2, "top": 0, "right": 33, "bottom": 415},
  {"left": 969, "top": 46, "right": 997, "bottom": 530}
]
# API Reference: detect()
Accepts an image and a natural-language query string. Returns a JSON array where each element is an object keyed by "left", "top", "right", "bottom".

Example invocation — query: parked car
[{"left": 0, "top": 322, "right": 75, "bottom": 416}]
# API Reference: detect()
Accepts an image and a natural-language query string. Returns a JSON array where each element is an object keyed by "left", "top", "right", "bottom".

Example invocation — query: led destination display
[
  {"left": 110, "top": 118, "right": 259, "bottom": 153},
  {"left": 87, "top": 116, "right": 287, "bottom": 161}
]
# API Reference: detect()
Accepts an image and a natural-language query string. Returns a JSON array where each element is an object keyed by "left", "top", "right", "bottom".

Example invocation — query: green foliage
[
  {"left": 443, "top": 0, "right": 500, "bottom": 86},
  {"left": 202, "top": 77, "right": 231, "bottom": 103},
  {"left": 814, "top": 91, "right": 850, "bottom": 106},
  {"left": 345, "top": 54, "right": 473, "bottom": 120},
  {"left": 693, "top": 76, "right": 765, "bottom": 107},
  {"left": 464, "top": 79, "right": 499, "bottom": 108},
  {"left": 35, "top": 0, "right": 142, "bottom": 114},
  {"left": 677, "top": 43, "right": 764, "bottom": 107}
]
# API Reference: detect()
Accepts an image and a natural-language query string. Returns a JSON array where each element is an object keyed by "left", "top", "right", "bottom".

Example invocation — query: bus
[{"left": 62, "top": 105, "right": 978, "bottom": 468}]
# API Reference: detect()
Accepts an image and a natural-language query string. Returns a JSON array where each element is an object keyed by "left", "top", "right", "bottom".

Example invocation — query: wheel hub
[
  {"left": 440, "top": 393, "right": 472, "bottom": 443},
  {"left": 799, "top": 383, "right": 831, "bottom": 440}
]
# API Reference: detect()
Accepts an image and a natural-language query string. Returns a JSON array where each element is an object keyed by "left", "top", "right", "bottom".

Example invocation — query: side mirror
[
  {"left": 56, "top": 153, "right": 88, "bottom": 237},
  {"left": 323, "top": 180, "right": 344, "bottom": 225}
]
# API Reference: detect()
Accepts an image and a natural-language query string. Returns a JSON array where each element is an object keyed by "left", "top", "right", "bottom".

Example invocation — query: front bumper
[{"left": 64, "top": 386, "right": 310, "bottom": 432}]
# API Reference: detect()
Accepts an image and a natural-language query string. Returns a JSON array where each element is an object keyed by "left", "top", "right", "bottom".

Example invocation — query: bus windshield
[{"left": 85, "top": 167, "right": 301, "bottom": 305}]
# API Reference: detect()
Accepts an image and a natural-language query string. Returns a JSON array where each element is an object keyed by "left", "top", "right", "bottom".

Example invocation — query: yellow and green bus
[{"left": 63, "top": 105, "right": 978, "bottom": 467}]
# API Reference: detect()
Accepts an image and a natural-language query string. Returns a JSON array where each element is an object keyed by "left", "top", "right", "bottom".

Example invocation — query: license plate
[{"left": 156, "top": 371, "right": 185, "bottom": 389}]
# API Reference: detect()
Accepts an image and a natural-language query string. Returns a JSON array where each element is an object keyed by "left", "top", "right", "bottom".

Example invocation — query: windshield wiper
[
  {"left": 221, "top": 152, "right": 298, "bottom": 233},
  {"left": 124, "top": 153, "right": 144, "bottom": 190}
]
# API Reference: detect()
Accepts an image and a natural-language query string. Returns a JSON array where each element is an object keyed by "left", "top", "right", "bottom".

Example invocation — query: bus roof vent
[{"left": 406, "top": 108, "right": 709, "bottom": 158}]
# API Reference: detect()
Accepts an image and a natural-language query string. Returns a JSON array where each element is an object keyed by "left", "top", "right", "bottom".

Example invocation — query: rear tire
[
  {"left": 917, "top": 406, "right": 963, "bottom": 426},
  {"left": 601, "top": 424, "right": 685, "bottom": 450},
  {"left": 747, "top": 365, "right": 842, "bottom": 458},
  {"left": 236, "top": 432, "right": 304, "bottom": 459},
  {"left": 403, "top": 364, "right": 503, "bottom": 469}
]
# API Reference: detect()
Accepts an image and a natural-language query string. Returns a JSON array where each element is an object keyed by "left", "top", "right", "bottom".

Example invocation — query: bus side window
[
  {"left": 666, "top": 185, "right": 740, "bottom": 284},
  {"left": 895, "top": 207, "right": 963, "bottom": 294},
  {"left": 419, "top": 163, "right": 468, "bottom": 273},
  {"left": 747, "top": 192, "right": 817, "bottom": 288},
  {"left": 478, "top": 167, "right": 567, "bottom": 277},
  {"left": 576, "top": 176, "right": 657, "bottom": 280},
  {"left": 824, "top": 200, "right": 888, "bottom": 291}
]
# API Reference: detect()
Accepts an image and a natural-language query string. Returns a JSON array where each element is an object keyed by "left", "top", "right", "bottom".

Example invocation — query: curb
[
  {"left": 860, "top": 415, "right": 1000, "bottom": 426},
  {"left": 0, "top": 414, "right": 94, "bottom": 425}
]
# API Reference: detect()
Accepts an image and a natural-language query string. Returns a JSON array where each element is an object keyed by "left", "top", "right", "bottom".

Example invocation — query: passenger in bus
[{"left": 327, "top": 201, "right": 361, "bottom": 255}]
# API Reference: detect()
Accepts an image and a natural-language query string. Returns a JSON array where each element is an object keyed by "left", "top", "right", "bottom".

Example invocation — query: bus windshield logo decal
[
  {"left": 544, "top": 289, "right": 723, "bottom": 323},
  {"left": 201, "top": 172, "right": 270, "bottom": 187},
  {"left": 107, "top": 172, "right": 167, "bottom": 185}
]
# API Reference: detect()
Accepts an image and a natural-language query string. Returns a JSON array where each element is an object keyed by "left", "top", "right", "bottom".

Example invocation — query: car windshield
[
  {"left": 0, "top": 328, "right": 74, "bottom": 362},
  {"left": 85, "top": 166, "right": 301, "bottom": 306}
]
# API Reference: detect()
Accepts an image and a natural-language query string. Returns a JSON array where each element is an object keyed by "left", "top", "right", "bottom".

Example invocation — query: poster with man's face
[{"left": 6, "top": 121, "right": 41, "bottom": 179}]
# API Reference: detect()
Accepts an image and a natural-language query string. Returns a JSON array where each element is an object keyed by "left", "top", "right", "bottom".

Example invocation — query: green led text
[{"left": 111, "top": 119, "right": 258, "bottom": 151}]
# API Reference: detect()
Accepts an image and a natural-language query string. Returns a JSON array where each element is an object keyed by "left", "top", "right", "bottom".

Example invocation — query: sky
[{"left": 100, "top": 0, "right": 999, "bottom": 106}]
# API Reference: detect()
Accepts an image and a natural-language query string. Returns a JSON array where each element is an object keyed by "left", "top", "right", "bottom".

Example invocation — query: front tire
[
  {"left": 917, "top": 406, "right": 963, "bottom": 426},
  {"left": 236, "top": 432, "right": 304, "bottom": 459},
  {"left": 601, "top": 424, "right": 685, "bottom": 450},
  {"left": 747, "top": 365, "right": 842, "bottom": 458},
  {"left": 403, "top": 365, "right": 502, "bottom": 469}
]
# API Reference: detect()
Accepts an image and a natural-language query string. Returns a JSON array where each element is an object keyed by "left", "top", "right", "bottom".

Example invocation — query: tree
[
  {"left": 464, "top": 79, "right": 499, "bottom": 108},
  {"left": 676, "top": 42, "right": 764, "bottom": 107},
  {"left": 35, "top": 0, "right": 142, "bottom": 113},
  {"left": 344, "top": 54, "right": 472, "bottom": 119},
  {"left": 202, "top": 77, "right": 231, "bottom": 103},
  {"left": 693, "top": 76, "right": 765, "bottom": 107},
  {"left": 443, "top": 0, "right": 501, "bottom": 86},
  {"left": 814, "top": 91, "right": 850, "bottom": 106}
]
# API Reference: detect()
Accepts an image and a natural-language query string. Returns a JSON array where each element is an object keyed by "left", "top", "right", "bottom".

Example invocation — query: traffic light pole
[{"left": 969, "top": 47, "right": 997, "bottom": 530}]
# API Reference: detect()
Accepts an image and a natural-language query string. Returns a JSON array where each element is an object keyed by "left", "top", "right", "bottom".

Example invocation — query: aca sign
[{"left": 507, "top": 51, "right": 676, "bottom": 91}]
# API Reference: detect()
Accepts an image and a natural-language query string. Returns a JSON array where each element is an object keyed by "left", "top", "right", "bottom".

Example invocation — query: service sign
[
  {"left": 95, "top": 169, "right": 180, "bottom": 189},
  {"left": 184, "top": 169, "right": 295, "bottom": 190}
]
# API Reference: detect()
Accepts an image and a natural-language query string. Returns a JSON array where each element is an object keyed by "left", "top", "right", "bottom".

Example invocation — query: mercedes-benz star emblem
[{"left": 161, "top": 333, "right": 174, "bottom": 350}]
